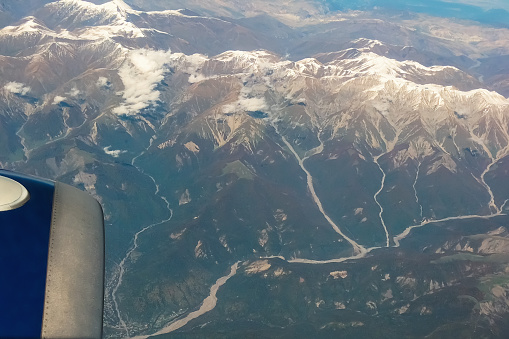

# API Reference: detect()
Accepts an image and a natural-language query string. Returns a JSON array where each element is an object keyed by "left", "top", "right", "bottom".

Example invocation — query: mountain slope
[{"left": 0, "top": 1, "right": 509, "bottom": 338}]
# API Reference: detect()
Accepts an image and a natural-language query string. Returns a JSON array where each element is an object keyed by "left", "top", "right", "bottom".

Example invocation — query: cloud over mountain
[
  {"left": 4, "top": 82, "right": 31, "bottom": 95},
  {"left": 113, "top": 49, "right": 172, "bottom": 115}
]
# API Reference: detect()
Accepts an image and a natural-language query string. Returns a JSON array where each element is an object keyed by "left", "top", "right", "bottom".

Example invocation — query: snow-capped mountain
[{"left": 1, "top": 0, "right": 509, "bottom": 338}]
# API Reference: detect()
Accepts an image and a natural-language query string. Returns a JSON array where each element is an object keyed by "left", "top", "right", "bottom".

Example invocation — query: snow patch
[{"left": 0, "top": 16, "right": 49, "bottom": 35}]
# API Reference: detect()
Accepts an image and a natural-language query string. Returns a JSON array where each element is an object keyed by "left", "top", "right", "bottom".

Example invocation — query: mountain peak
[
  {"left": 350, "top": 37, "right": 385, "bottom": 50},
  {"left": 51, "top": 0, "right": 133, "bottom": 21},
  {"left": 1, "top": 16, "right": 51, "bottom": 35}
]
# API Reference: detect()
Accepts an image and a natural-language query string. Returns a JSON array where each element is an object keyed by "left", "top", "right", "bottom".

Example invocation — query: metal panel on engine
[{"left": 0, "top": 170, "right": 104, "bottom": 338}]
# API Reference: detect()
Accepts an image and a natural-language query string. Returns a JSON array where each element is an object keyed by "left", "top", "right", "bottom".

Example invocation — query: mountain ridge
[{"left": 1, "top": 0, "right": 509, "bottom": 337}]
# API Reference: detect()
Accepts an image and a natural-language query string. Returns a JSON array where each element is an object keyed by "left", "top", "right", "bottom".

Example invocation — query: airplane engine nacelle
[{"left": 0, "top": 170, "right": 104, "bottom": 338}]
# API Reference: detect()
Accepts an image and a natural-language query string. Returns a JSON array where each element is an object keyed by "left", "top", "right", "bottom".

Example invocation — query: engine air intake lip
[{"left": 0, "top": 175, "right": 30, "bottom": 211}]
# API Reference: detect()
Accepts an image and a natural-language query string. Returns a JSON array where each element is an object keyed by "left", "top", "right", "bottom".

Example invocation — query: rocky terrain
[{"left": 0, "top": 0, "right": 509, "bottom": 337}]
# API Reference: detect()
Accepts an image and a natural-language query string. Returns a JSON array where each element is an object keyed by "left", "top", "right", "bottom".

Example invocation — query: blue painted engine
[{"left": 0, "top": 170, "right": 104, "bottom": 338}]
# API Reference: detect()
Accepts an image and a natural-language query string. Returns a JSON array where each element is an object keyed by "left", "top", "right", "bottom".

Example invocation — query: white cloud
[
  {"left": 53, "top": 95, "right": 66, "bottom": 105},
  {"left": 239, "top": 97, "right": 267, "bottom": 111},
  {"left": 222, "top": 77, "right": 268, "bottom": 114},
  {"left": 113, "top": 49, "right": 172, "bottom": 115},
  {"left": 188, "top": 73, "right": 207, "bottom": 84},
  {"left": 4, "top": 82, "right": 31, "bottom": 95},
  {"left": 183, "top": 53, "right": 208, "bottom": 83},
  {"left": 67, "top": 87, "right": 80, "bottom": 97},
  {"left": 96, "top": 77, "right": 109, "bottom": 87},
  {"left": 223, "top": 97, "right": 268, "bottom": 113},
  {"left": 103, "top": 146, "right": 127, "bottom": 157}
]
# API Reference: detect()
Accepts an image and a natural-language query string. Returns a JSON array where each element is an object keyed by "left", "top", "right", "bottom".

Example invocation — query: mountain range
[{"left": 1, "top": 0, "right": 509, "bottom": 337}]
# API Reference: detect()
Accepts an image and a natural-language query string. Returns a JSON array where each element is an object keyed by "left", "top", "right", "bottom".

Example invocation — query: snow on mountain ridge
[
  {"left": 46, "top": 0, "right": 214, "bottom": 26},
  {"left": 5, "top": 0, "right": 228, "bottom": 44},
  {"left": 48, "top": 0, "right": 125, "bottom": 20},
  {"left": 351, "top": 38, "right": 386, "bottom": 50},
  {"left": 0, "top": 16, "right": 55, "bottom": 38},
  {"left": 37, "top": 0, "right": 147, "bottom": 39},
  {"left": 1, "top": 16, "right": 50, "bottom": 33},
  {"left": 52, "top": 0, "right": 132, "bottom": 18},
  {"left": 1, "top": 0, "right": 507, "bottom": 160},
  {"left": 330, "top": 51, "right": 459, "bottom": 79},
  {"left": 188, "top": 49, "right": 505, "bottom": 110},
  {"left": 161, "top": 50, "right": 509, "bottom": 151},
  {"left": 175, "top": 49, "right": 468, "bottom": 91}
]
